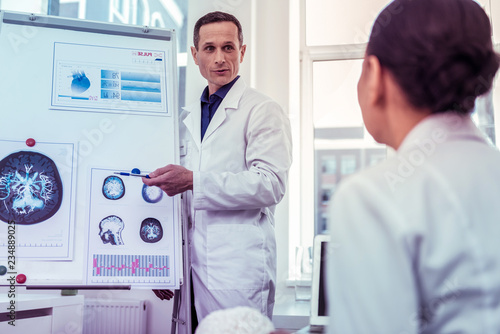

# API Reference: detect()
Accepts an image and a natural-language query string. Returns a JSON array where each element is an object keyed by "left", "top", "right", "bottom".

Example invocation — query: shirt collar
[
  {"left": 200, "top": 75, "right": 240, "bottom": 103},
  {"left": 398, "top": 112, "right": 487, "bottom": 154}
]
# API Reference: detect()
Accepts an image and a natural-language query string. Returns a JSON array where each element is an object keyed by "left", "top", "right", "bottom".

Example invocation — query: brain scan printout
[
  {"left": 99, "top": 215, "right": 125, "bottom": 245},
  {"left": 102, "top": 175, "right": 125, "bottom": 200},
  {"left": 0, "top": 140, "right": 76, "bottom": 259},
  {"left": 142, "top": 184, "right": 163, "bottom": 203},
  {"left": 0, "top": 151, "right": 63, "bottom": 225},
  {"left": 87, "top": 167, "right": 177, "bottom": 287},
  {"left": 140, "top": 217, "right": 163, "bottom": 243}
]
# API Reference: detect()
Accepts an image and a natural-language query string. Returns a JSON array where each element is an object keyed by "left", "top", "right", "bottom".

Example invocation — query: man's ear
[
  {"left": 364, "top": 55, "right": 386, "bottom": 109},
  {"left": 239, "top": 44, "right": 247, "bottom": 63},
  {"left": 190, "top": 46, "right": 199, "bottom": 66}
]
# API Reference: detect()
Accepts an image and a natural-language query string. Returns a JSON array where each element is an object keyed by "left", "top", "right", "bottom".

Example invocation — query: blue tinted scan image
[
  {"left": 71, "top": 70, "right": 91, "bottom": 94},
  {"left": 99, "top": 215, "right": 124, "bottom": 245},
  {"left": 102, "top": 175, "right": 125, "bottom": 200},
  {"left": 142, "top": 184, "right": 163, "bottom": 203},
  {"left": 140, "top": 217, "right": 163, "bottom": 243},
  {"left": 0, "top": 151, "right": 63, "bottom": 225}
]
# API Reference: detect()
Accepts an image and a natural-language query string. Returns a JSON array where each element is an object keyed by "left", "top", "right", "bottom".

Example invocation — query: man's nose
[{"left": 214, "top": 48, "right": 225, "bottom": 64}]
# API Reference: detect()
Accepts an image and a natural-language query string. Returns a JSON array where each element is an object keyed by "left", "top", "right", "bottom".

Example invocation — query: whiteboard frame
[
  {"left": 0, "top": 10, "right": 182, "bottom": 289},
  {"left": 2, "top": 11, "right": 172, "bottom": 41}
]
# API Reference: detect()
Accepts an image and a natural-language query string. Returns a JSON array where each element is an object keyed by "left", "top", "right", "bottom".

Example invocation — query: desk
[
  {"left": 272, "top": 297, "right": 310, "bottom": 331},
  {"left": 0, "top": 294, "right": 84, "bottom": 333},
  {"left": 295, "top": 325, "right": 326, "bottom": 334}
]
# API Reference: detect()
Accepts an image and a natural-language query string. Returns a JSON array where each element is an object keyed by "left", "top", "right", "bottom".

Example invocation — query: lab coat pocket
[{"left": 207, "top": 224, "right": 265, "bottom": 290}]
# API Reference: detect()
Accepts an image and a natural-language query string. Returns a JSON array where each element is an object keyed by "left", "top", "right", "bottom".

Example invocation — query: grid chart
[
  {"left": 92, "top": 254, "right": 169, "bottom": 277},
  {"left": 101, "top": 69, "right": 162, "bottom": 103}
]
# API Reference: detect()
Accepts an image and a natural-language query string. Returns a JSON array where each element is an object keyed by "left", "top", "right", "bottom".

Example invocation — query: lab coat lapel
[
  {"left": 202, "top": 79, "right": 246, "bottom": 141},
  {"left": 181, "top": 103, "right": 202, "bottom": 151}
]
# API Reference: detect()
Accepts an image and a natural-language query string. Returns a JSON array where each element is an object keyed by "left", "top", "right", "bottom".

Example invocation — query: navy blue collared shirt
[{"left": 200, "top": 75, "right": 240, "bottom": 140}]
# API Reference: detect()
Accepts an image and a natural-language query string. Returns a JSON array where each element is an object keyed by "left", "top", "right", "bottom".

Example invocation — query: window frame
[{"left": 287, "top": 0, "right": 371, "bottom": 281}]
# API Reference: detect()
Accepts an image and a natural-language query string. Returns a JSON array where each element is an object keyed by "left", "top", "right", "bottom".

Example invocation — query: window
[
  {"left": 312, "top": 59, "right": 386, "bottom": 234},
  {"left": 288, "top": 0, "right": 391, "bottom": 280}
]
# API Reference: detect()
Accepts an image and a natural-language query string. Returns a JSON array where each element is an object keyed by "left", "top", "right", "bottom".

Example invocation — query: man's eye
[
  {"left": 224, "top": 45, "right": 234, "bottom": 51},
  {"left": 205, "top": 46, "right": 214, "bottom": 51}
]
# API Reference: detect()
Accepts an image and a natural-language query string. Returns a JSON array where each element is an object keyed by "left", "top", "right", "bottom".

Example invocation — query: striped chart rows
[{"left": 92, "top": 254, "right": 169, "bottom": 277}]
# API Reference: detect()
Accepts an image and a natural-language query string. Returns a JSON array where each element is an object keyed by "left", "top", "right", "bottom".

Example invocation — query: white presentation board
[{"left": 0, "top": 11, "right": 182, "bottom": 289}]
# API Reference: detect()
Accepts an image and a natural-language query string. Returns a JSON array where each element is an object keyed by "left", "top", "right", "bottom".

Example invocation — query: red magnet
[
  {"left": 26, "top": 138, "right": 36, "bottom": 147},
  {"left": 16, "top": 274, "right": 27, "bottom": 284}
]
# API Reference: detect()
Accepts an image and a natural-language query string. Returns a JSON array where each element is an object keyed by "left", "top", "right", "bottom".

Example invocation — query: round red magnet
[
  {"left": 16, "top": 274, "right": 27, "bottom": 284},
  {"left": 26, "top": 138, "right": 36, "bottom": 147}
]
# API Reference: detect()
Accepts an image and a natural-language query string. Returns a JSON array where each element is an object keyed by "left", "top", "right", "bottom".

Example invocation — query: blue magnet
[
  {"left": 0, "top": 265, "right": 7, "bottom": 275},
  {"left": 131, "top": 168, "right": 141, "bottom": 175}
]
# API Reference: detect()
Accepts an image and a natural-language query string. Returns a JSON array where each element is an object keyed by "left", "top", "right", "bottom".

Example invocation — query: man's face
[{"left": 191, "top": 21, "right": 246, "bottom": 95}]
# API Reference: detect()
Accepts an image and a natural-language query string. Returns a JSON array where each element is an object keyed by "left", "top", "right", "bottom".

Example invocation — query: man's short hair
[{"left": 193, "top": 11, "right": 243, "bottom": 50}]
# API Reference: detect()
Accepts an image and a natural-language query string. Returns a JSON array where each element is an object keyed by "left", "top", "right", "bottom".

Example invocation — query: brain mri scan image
[
  {"left": 102, "top": 175, "right": 125, "bottom": 200},
  {"left": 142, "top": 184, "right": 163, "bottom": 203},
  {"left": 0, "top": 151, "right": 63, "bottom": 225},
  {"left": 140, "top": 217, "right": 163, "bottom": 243},
  {"left": 99, "top": 215, "right": 125, "bottom": 245}
]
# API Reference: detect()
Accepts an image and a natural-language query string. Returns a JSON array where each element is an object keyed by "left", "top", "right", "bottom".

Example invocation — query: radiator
[{"left": 83, "top": 298, "right": 147, "bottom": 334}]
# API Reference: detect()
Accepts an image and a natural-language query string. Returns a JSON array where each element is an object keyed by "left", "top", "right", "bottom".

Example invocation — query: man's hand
[
  {"left": 153, "top": 289, "right": 174, "bottom": 300},
  {"left": 143, "top": 164, "right": 193, "bottom": 196}
]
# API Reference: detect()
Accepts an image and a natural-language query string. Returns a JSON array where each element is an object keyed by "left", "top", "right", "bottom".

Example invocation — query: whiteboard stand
[{"left": 171, "top": 194, "right": 192, "bottom": 334}]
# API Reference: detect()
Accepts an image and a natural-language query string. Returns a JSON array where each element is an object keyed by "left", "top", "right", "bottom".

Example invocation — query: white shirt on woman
[{"left": 328, "top": 113, "right": 500, "bottom": 334}]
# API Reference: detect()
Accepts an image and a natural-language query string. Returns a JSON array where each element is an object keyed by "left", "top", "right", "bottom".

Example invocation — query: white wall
[
  {"left": 185, "top": 0, "right": 253, "bottom": 105},
  {"left": 252, "top": 0, "right": 293, "bottom": 306}
]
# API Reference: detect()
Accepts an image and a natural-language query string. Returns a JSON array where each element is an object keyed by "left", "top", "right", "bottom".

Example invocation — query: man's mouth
[{"left": 213, "top": 69, "right": 228, "bottom": 74}]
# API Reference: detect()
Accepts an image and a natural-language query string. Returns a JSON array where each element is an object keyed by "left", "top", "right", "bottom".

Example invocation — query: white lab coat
[
  {"left": 328, "top": 113, "right": 500, "bottom": 334},
  {"left": 179, "top": 78, "right": 292, "bottom": 321}
]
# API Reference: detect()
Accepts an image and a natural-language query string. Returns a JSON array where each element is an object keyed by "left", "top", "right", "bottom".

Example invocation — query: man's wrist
[{"left": 187, "top": 170, "right": 194, "bottom": 191}]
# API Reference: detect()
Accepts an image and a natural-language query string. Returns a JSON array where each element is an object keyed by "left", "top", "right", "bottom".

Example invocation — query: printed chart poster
[
  {"left": 0, "top": 140, "right": 77, "bottom": 259},
  {"left": 51, "top": 42, "right": 169, "bottom": 116},
  {"left": 86, "top": 168, "right": 179, "bottom": 288}
]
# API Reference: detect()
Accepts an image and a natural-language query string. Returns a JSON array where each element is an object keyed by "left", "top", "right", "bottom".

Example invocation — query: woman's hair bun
[
  {"left": 423, "top": 46, "right": 500, "bottom": 113},
  {"left": 367, "top": 0, "right": 500, "bottom": 114}
]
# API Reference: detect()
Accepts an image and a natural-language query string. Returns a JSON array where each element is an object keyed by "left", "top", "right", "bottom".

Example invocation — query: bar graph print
[
  {"left": 100, "top": 69, "right": 162, "bottom": 103},
  {"left": 92, "top": 254, "right": 169, "bottom": 277}
]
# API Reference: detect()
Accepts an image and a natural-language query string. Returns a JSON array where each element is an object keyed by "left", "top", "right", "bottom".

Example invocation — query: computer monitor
[{"left": 309, "top": 234, "right": 330, "bottom": 332}]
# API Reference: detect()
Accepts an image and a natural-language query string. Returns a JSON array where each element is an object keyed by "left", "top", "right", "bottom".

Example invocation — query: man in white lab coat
[
  {"left": 144, "top": 11, "right": 292, "bottom": 327},
  {"left": 327, "top": 0, "right": 500, "bottom": 333}
]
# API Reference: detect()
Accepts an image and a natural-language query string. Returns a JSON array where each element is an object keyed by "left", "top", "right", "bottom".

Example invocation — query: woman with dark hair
[{"left": 327, "top": 0, "right": 500, "bottom": 333}]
